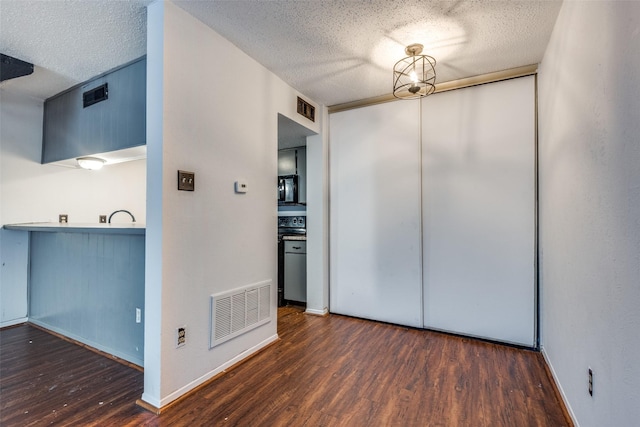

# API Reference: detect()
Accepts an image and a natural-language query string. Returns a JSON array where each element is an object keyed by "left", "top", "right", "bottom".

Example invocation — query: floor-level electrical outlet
[
  {"left": 59, "top": 214, "right": 68, "bottom": 223},
  {"left": 136, "top": 308, "right": 141, "bottom": 323},
  {"left": 176, "top": 326, "right": 186, "bottom": 348},
  {"left": 588, "top": 368, "right": 593, "bottom": 396},
  {"left": 99, "top": 215, "right": 107, "bottom": 223}
]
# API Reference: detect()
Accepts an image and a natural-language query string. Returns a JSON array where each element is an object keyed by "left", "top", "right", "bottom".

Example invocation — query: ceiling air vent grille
[
  {"left": 83, "top": 83, "right": 108, "bottom": 108},
  {"left": 210, "top": 281, "right": 271, "bottom": 348},
  {"left": 297, "top": 96, "right": 315, "bottom": 122}
]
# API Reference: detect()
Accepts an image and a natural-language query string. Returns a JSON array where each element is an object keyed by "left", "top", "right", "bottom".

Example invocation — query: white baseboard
[
  {"left": 154, "top": 333, "right": 279, "bottom": 408},
  {"left": 28, "top": 319, "right": 144, "bottom": 367},
  {"left": 541, "top": 346, "right": 579, "bottom": 427},
  {"left": 305, "top": 307, "right": 328, "bottom": 316}
]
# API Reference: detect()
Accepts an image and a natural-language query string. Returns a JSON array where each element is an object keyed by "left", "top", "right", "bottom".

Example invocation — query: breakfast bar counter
[{"left": 4, "top": 222, "right": 145, "bottom": 235}]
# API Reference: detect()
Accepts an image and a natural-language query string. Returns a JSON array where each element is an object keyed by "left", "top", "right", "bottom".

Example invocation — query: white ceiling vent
[{"left": 210, "top": 281, "right": 271, "bottom": 348}]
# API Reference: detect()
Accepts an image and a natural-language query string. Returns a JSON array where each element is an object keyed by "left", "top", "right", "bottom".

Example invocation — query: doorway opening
[{"left": 276, "top": 114, "right": 317, "bottom": 327}]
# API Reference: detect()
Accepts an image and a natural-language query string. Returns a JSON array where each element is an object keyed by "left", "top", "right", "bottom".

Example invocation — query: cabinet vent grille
[
  {"left": 83, "top": 83, "right": 108, "bottom": 108},
  {"left": 210, "top": 281, "right": 271, "bottom": 348}
]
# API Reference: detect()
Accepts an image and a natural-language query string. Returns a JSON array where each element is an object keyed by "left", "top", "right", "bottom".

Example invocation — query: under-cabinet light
[{"left": 76, "top": 157, "right": 105, "bottom": 170}]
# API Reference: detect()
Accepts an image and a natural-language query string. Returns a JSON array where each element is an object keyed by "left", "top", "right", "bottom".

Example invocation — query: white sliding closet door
[
  {"left": 422, "top": 76, "right": 536, "bottom": 346},
  {"left": 330, "top": 101, "right": 422, "bottom": 327}
]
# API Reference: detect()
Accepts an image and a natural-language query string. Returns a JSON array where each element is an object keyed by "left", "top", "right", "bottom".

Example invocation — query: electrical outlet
[
  {"left": 588, "top": 368, "right": 593, "bottom": 396},
  {"left": 177, "top": 170, "right": 195, "bottom": 191},
  {"left": 59, "top": 214, "right": 68, "bottom": 223},
  {"left": 136, "top": 308, "right": 141, "bottom": 323},
  {"left": 234, "top": 180, "right": 248, "bottom": 193},
  {"left": 99, "top": 215, "right": 107, "bottom": 223},
  {"left": 176, "top": 326, "right": 186, "bottom": 348}
]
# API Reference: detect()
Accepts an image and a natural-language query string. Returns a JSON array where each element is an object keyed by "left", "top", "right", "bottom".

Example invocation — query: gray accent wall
[{"left": 29, "top": 231, "right": 145, "bottom": 366}]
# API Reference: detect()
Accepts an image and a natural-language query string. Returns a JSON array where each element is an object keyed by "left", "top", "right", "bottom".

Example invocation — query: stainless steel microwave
[{"left": 278, "top": 175, "right": 298, "bottom": 205}]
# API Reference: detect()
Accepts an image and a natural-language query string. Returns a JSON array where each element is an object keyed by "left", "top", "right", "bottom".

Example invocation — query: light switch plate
[
  {"left": 234, "top": 180, "right": 248, "bottom": 193},
  {"left": 178, "top": 170, "right": 195, "bottom": 191}
]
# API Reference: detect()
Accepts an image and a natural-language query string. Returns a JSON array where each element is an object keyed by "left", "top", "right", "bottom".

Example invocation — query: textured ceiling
[
  {"left": 0, "top": 0, "right": 150, "bottom": 100},
  {"left": 175, "top": 0, "right": 563, "bottom": 106},
  {"left": 0, "top": 0, "right": 562, "bottom": 107}
]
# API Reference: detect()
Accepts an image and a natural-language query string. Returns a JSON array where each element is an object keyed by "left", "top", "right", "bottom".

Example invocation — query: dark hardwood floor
[{"left": 0, "top": 307, "right": 571, "bottom": 426}]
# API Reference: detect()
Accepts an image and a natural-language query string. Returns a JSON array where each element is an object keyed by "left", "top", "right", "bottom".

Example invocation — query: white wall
[
  {"left": 0, "top": 90, "right": 146, "bottom": 226},
  {"left": 0, "top": 88, "right": 146, "bottom": 326},
  {"left": 538, "top": 2, "right": 640, "bottom": 425},
  {"left": 305, "top": 114, "right": 330, "bottom": 315},
  {"left": 143, "top": 1, "right": 322, "bottom": 407}
]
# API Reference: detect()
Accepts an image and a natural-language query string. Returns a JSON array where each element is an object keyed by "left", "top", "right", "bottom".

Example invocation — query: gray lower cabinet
[
  {"left": 284, "top": 240, "right": 306, "bottom": 302},
  {"left": 42, "top": 57, "right": 146, "bottom": 163}
]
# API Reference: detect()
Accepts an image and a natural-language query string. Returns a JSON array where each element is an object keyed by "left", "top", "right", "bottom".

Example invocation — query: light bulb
[{"left": 409, "top": 69, "right": 418, "bottom": 83}]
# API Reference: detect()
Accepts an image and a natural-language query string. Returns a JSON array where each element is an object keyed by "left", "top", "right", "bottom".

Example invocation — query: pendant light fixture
[{"left": 393, "top": 43, "right": 436, "bottom": 99}]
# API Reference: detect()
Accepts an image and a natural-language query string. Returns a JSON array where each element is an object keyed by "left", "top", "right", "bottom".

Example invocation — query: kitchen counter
[{"left": 3, "top": 222, "right": 145, "bottom": 235}]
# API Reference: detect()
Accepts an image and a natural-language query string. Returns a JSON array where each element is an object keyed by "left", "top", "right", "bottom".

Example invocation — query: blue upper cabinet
[{"left": 42, "top": 57, "right": 146, "bottom": 164}]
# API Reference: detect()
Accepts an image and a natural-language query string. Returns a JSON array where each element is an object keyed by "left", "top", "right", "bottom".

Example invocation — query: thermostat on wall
[{"left": 234, "top": 180, "right": 248, "bottom": 193}]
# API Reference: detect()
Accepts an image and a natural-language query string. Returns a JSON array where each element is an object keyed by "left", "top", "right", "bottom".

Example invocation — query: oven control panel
[{"left": 278, "top": 216, "right": 306, "bottom": 228}]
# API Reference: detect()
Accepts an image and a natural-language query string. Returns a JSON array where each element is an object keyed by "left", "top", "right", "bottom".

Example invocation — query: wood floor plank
[{"left": 0, "top": 308, "right": 572, "bottom": 426}]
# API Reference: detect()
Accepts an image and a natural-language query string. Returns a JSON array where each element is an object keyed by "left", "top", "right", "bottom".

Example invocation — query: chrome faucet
[{"left": 108, "top": 210, "right": 136, "bottom": 223}]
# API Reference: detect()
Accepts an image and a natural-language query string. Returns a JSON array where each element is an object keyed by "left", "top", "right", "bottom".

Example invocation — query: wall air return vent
[
  {"left": 297, "top": 96, "right": 315, "bottom": 122},
  {"left": 83, "top": 83, "right": 108, "bottom": 108},
  {"left": 210, "top": 280, "right": 271, "bottom": 348}
]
